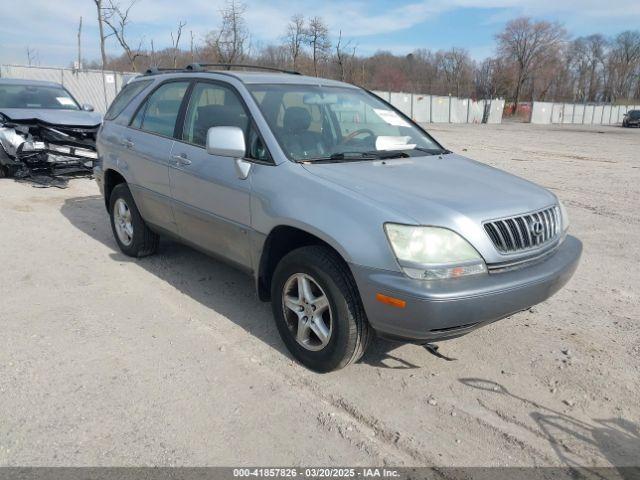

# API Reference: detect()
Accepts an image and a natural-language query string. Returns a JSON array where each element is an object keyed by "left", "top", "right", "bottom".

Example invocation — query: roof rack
[
  {"left": 185, "top": 63, "right": 301, "bottom": 75},
  {"left": 143, "top": 66, "right": 184, "bottom": 75}
]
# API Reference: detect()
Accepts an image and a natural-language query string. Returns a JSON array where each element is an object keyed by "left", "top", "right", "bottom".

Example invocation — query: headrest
[{"left": 283, "top": 107, "right": 311, "bottom": 133}]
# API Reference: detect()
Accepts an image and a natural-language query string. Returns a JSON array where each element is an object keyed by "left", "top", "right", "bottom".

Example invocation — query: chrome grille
[{"left": 484, "top": 206, "right": 561, "bottom": 253}]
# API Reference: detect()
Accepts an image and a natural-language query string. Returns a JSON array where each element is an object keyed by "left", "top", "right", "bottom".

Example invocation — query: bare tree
[
  {"left": 285, "top": 14, "right": 305, "bottom": 70},
  {"left": 496, "top": 17, "right": 566, "bottom": 111},
  {"left": 208, "top": 0, "right": 249, "bottom": 66},
  {"left": 437, "top": 47, "right": 471, "bottom": 97},
  {"left": 334, "top": 30, "right": 357, "bottom": 82},
  {"left": 609, "top": 30, "right": 640, "bottom": 101},
  {"left": 102, "top": 0, "right": 145, "bottom": 72},
  {"left": 26, "top": 46, "right": 37, "bottom": 67},
  {"left": 92, "top": 0, "right": 108, "bottom": 70},
  {"left": 305, "top": 16, "right": 330, "bottom": 77},
  {"left": 171, "top": 20, "right": 187, "bottom": 68}
]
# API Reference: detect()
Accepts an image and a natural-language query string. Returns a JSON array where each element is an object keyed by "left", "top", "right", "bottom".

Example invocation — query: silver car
[{"left": 95, "top": 65, "right": 582, "bottom": 372}]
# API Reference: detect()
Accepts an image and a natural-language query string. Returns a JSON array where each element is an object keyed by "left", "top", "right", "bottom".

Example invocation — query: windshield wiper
[
  {"left": 302, "top": 151, "right": 387, "bottom": 163},
  {"left": 410, "top": 146, "right": 452, "bottom": 155}
]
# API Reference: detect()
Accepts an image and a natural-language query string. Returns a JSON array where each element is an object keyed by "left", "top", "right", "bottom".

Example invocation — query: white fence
[
  {"left": 372, "top": 91, "right": 504, "bottom": 124},
  {"left": 530, "top": 101, "right": 639, "bottom": 125},
  {"left": 0, "top": 64, "right": 136, "bottom": 113}
]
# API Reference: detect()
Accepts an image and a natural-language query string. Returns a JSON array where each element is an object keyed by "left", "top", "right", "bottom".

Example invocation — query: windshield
[
  {"left": 0, "top": 84, "right": 80, "bottom": 110},
  {"left": 629, "top": 110, "right": 640, "bottom": 119},
  {"left": 248, "top": 84, "right": 445, "bottom": 161}
]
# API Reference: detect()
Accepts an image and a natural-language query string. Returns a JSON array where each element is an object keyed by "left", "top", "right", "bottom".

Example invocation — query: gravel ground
[{"left": 0, "top": 123, "right": 638, "bottom": 468}]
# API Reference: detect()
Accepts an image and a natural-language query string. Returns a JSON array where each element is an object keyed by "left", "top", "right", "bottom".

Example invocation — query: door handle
[
  {"left": 172, "top": 154, "right": 192, "bottom": 166},
  {"left": 121, "top": 139, "right": 134, "bottom": 149}
]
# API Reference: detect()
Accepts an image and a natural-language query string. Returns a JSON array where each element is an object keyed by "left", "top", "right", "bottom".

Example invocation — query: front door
[{"left": 168, "top": 80, "right": 266, "bottom": 271}]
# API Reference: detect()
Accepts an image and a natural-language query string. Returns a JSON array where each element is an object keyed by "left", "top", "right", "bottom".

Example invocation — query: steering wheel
[{"left": 339, "top": 128, "right": 376, "bottom": 145}]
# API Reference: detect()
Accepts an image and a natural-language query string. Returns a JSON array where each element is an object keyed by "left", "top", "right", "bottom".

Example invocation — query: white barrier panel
[
  {"left": 412, "top": 94, "right": 431, "bottom": 123},
  {"left": 593, "top": 105, "right": 604, "bottom": 124},
  {"left": 487, "top": 99, "right": 504, "bottom": 124},
  {"left": 531, "top": 102, "right": 553, "bottom": 124},
  {"left": 532, "top": 101, "right": 636, "bottom": 125},
  {"left": 389, "top": 92, "right": 412, "bottom": 117},
  {"left": 335, "top": 89, "right": 504, "bottom": 123}
]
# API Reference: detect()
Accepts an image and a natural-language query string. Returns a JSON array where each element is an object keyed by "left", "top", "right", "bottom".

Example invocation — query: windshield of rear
[
  {"left": 0, "top": 84, "right": 80, "bottom": 110},
  {"left": 247, "top": 84, "right": 444, "bottom": 161}
]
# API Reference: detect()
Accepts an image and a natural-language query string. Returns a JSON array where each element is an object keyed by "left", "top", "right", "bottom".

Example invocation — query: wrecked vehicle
[{"left": 0, "top": 78, "right": 101, "bottom": 187}]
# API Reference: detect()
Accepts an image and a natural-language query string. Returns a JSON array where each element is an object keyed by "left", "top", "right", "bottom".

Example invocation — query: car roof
[
  {"left": 133, "top": 69, "right": 359, "bottom": 89},
  {"left": 0, "top": 78, "right": 64, "bottom": 88}
]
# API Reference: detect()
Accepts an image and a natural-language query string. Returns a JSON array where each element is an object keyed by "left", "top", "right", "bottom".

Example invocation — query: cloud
[{"left": 1, "top": 0, "right": 639, "bottom": 66}]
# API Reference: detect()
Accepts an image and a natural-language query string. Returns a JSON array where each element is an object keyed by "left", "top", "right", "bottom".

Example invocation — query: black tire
[
  {"left": 109, "top": 183, "right": 159, "bottom": 257},
  {"left": 271, "top": 245, "right": 372, "bottom": 372}
]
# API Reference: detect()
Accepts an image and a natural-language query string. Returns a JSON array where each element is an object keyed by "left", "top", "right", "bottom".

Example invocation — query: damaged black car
[{"left": 0, "top": 78, "right": 101, "bottom": 187}]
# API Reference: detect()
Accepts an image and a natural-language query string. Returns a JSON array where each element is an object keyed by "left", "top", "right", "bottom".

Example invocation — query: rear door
[
  {"left": 124, "top": 80, "right": 190, "bottom": 234},
  {"left": 168, "top": 80, "right": 271, "bottom": 271}
]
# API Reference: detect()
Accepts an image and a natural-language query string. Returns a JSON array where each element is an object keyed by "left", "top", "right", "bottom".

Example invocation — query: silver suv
[{"left": 95, "top": 64, "right": 582, "bottom": 372}]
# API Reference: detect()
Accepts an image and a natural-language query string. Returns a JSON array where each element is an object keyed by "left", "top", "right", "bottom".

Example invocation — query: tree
[
  {"left": 305, "top": 16, "right": 330, "bottom": 77},
  {"left": 609, "top": 31, "right": 640, "bottom": 101},
  {"left": 171, "top": 20, "right": 187, "bottom": 68},
  {"left": 208, "top": 0, "right": 249, "bottom": 66},
  {"left": 102, "top": 0, "right": 145, "bottom": 72},
  {"left": 92, "top": 0, "right": 108, "bottom": 70},
  {"left": 285, "top": 14, "right": 305, "bottom": 71},
  {"left": 496, "top": 17, "right": 566, "bottom": 111},
  {"left": 335, "top": 30, "right": 356, "bottom": 82},
  {"left": 437, "top": 47, "right": 472, "bottom": 97}
]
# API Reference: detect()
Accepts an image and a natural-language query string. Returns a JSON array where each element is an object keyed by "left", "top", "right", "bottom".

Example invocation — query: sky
[{"left": 1, "top": 0, "right": 640, "bottom": 68}]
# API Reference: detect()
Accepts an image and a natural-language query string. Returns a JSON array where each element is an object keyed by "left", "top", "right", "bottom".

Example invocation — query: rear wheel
[
  {"left": 109, "top": 183, "right": 159, "bottom": 257},
  {"left": 271, "top": 245, "right": 372, "bottom": 372}
]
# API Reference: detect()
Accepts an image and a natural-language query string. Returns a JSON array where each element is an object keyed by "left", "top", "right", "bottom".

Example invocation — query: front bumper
[{"left": 350, "top": 235, "right": 582, "bottom": 341}]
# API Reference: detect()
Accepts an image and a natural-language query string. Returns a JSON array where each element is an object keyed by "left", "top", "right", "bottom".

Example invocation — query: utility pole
[
  {"left": 77, "top": 16, "right": 83, "bottom": 69},
  {"left": 190, "top": 30, "right": 195, "bottom": 63}
]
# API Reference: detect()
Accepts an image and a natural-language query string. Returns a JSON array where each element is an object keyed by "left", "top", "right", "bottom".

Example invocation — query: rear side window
[
  {"left": 104, "top": 80, "right": 152, "bottom": 120},
  {"left": 131, "top": 81, "right": 189, "bottom": 137}
]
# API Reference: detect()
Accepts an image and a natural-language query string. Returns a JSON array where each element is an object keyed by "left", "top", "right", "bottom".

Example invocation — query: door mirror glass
[{"left": 206, "top": 126, "right": 246, "bottom": 158}]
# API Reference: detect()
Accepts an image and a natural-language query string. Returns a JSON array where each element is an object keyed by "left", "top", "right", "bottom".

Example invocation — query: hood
[
  {"left": 302, "top": 153, "right": 556, "bottom": 226},
  {"left": 0, "top": 108, "right": 102, "bottom": 127}
]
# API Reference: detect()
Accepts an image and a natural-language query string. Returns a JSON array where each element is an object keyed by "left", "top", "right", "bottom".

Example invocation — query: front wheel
[
  {"left": 271, "top": 245, "right": 372, "bottom": 372},
  {"left": 109, "top": 183, "right": 159, "bottom": 257}
]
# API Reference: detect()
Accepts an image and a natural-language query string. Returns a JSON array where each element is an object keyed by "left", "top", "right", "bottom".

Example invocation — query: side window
[
  {"left": 182, "top": 82, "right": 270, "bottom": 162},
  {"left": 104, "top": 80, "right": 152, "bottom": 120},
  {"left": 131, "top": 81, "right": 189, "bottom": 137}
]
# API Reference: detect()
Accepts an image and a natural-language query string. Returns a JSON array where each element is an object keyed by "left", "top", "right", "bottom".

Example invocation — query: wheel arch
[
  {"left": 256, "top": 225, "right": 353, "bottom": 302},
  {"left": 103, "top": 168, "right": 128, "bottom": 211}
]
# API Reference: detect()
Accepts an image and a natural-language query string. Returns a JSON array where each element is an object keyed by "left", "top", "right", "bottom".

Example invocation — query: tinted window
[
  {"left": 0, "top": 84, "right": 79, "bottom": 110},
  {"left": 132, "top": 81, "right": 189, "bottom": 137},
  {"left": 105, "top": 79, "right": 152, "bottom": 120},
  {"left": 182, "top": 82, "right": 270, "bottom": 162}
]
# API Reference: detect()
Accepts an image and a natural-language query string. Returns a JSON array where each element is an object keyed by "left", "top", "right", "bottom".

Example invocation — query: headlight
[
  {"left": 558, "top": 200, "right": 570, "bottom": 232},
  {"left": 384, "top": 224, "right": 486, "bottom": 280}
]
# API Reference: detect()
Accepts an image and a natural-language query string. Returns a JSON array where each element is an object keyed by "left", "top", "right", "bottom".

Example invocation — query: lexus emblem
[{"left": 530, "top": 220, "right": 544, "bottom": 237}]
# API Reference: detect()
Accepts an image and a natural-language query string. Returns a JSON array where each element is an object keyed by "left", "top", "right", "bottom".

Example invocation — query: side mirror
[
  {"left": 206, "top": 126, "right": 246, "bottom": 158},
  {"left": 82, "top": 103, "right": 95, "bottom": 112}
]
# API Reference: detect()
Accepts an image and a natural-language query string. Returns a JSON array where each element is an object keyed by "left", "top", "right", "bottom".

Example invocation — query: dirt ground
[{"left": 0, "top": 123, "right": 638, "bottom": 469}]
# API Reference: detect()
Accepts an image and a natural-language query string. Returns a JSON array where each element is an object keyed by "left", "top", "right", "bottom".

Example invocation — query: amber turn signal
[{"left": 375, "top": 293, "right": 406, "bottom": 309}]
